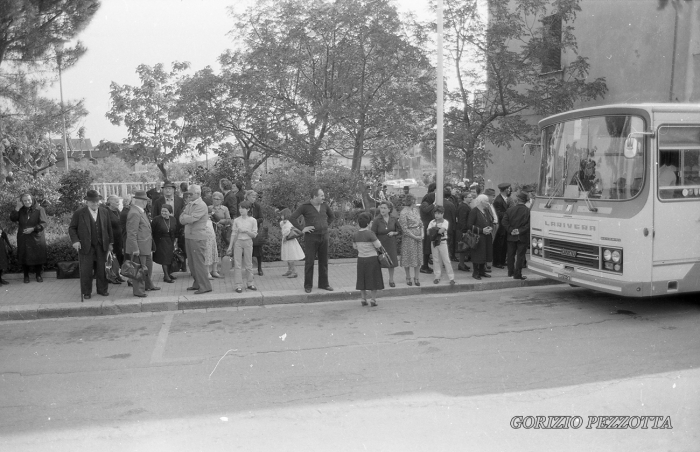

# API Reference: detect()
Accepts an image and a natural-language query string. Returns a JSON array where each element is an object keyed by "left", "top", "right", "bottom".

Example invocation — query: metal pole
[
  {"left": 436, "top": 0, "right": 444, "bottom": 205},
  {"left": 58, "top": 53, "right": 69, "bottom": 171}
]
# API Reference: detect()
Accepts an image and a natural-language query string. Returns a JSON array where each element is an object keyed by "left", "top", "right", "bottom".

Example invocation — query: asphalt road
[{"left": 1, "top": 285, "right": 698, "bottom": 451}]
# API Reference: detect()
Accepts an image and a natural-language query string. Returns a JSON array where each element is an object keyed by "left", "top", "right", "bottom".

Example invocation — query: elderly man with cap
[
  {"left": 179, "top": 184, "right": 213, "bottom": 294},
  {"left": 502, "top": 192, "right": 531, "bottom": 280},
  {"left": 491, "top": 182, "right": 512, "bottom": 269},
  {"left": 68, "top": 190, "right": 114, "bottom": 300},
  {"left": 125, "top": 190, "right": 160, "bottom": 297}
]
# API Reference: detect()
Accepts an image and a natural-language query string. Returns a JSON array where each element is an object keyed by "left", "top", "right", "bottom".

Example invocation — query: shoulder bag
[
  {"left": 377, "top": 245, "right": 393, "bottom": 268},
  {"left": 462, "top": 226, "right": 480, "bottom": 250}
]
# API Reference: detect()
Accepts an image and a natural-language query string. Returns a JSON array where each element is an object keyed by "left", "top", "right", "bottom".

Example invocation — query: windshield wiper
[
  {"left": 544, "top": 178, "right": 564, "bottom": 209},
  {"left": 572, "top": 173, "right": 598, "bottom": 213}
]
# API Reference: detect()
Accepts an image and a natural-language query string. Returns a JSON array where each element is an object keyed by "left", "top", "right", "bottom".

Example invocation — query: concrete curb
[{"left": 0, "top": 277, "right": 562, "bottom": 322}]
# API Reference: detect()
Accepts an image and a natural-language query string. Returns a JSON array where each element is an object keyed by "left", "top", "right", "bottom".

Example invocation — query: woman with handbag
[
  {"left": 371, "top": 201, "right": 400, "bottom": 287},
  {"left": 456, "top": 192, "right": 473, "bottom": 272},
  {"left": 10, "top": 193, "right": 47, "bottom": 283},
  {"left": 466, "top": 194, "right": 495, "bottom": 280},
  {"left": 279, "top": 208, "right": 305, "bottom": 278},
  {"left": 245, "top": 190, "right": 265, "bottom": 276},
  {"left": 151, "top": 205, "right": 178, "bottom": 283},
  {"left": 397, "top": 194, "right": 423, "bottom": 286},
  {"left": 210, "top": 192, "right": 232, "bottom": 278},
  {"left": 353, "top": 212, "right": 384, "bottom": 307}
]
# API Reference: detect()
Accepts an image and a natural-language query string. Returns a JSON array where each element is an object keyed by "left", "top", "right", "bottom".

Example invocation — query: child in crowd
[
  {"left": 427, "top": 205, "right": 455, "bottom": 285},
  {"left": 279, "top": 208, "right": 305, "bottom": 278},
  {"left": 227, "top": 201, "right": 258, "bottom": 293}
]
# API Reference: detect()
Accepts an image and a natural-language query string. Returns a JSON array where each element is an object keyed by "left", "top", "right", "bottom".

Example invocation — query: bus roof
[{"left": 538, "top": 103, "right": 700, "bottom": 130}]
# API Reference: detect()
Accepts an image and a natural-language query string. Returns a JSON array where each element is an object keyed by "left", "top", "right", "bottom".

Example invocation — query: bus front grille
[{"left": 543, "top": 239, "right": 600, "bottom": 269}]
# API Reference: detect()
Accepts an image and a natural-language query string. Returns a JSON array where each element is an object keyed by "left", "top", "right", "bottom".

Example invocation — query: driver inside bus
[{"left": 570, "top": 159, "right": 602, "bottom": 196}]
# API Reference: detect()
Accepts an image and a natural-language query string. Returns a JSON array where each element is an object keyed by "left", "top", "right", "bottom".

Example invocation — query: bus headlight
[
  {"left": 603, "top": 249, "right": 612, "bottom": 261},
  {"left": 532, "top": 237, "right": 538, "bottom": 248},
  {"left": 537, "top": 239, "right": 543, "bottom": 249},
  {"left": 611, "top": 250, "right": 621, "bottom": 263}
]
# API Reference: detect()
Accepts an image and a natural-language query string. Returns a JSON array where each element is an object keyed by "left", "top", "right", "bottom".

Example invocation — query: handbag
[
  {"left": 285, "top": 227, "right": 303, "bottom": 241},
  {"left": 462, "top": 226, "right": 480, "bottom": 250},
  {"left": 105, "top": 251, "right": 121, "bottom": 284},
  {"left": 56, "top": 261, "right": 80, "bottom": 279},
  {"left": 120, "top": 260, "right": 143, "bottom": 280},
  {"left": 169, "top": 247, "right": 185, "bottom": 274},
  {"left": 377, "top": 246, "right": 393, "bottom": 268},
  {"left": 252, "top": 225, "right": 269, "bottom": 246}
]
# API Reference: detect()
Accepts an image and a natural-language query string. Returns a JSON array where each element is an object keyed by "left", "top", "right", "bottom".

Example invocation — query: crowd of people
[{"left": 0, "top": 178, "right": 534, "bottom": 308}]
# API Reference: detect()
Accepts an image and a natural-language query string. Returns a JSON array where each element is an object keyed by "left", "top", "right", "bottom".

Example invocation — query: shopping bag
[
  {"left": 56, "top": 261, "right": 80, "bottom": 279},
  {"left": 120, "top": 260, "right": 143, "bottom": 280},
  {"left": 462, "top": 227, "right": 480, "bottom": 249},
  {"left": 105, "top": 251, "right": 121, "bottom": 284}
]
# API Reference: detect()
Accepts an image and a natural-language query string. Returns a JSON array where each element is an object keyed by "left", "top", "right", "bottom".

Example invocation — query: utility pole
[
  {"left": 56, "top": 42, "right": 69, "bottom": 171},
  {"left": 436, "top": 0, "right": 444, "bottom": 205}
]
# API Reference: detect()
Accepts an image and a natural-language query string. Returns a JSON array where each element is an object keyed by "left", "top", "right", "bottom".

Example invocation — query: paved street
[{"left": 1, "top": 285, "right": 698, "bottom": 451}]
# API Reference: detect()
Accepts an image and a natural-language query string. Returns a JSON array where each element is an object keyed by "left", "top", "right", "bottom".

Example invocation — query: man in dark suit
[
  {"left": 502, "top": 192, "right": 531, "bottom": 280},
  {"left": 68, "top": 190, "right": 114, "bottom": 300},
  {"left": 419, "top": 182, "right": 437, "bottom": 273},
  {"left": 153, "top": 181, "right": 185, "bottom": 273},
  {"left": 126, "top": 190, "right": 160, "bottom": 297},
  {"left": 492, "top": 182, "right": 511, "bottom": 269},
  {"left": 220, "top": 179, "right": 239, "bottom": 219}
]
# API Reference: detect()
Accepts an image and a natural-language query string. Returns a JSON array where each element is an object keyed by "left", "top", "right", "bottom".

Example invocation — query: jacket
[
  {"left": 10, "top": 203, "right": 48, "bottom": 265},
  {"left": 68, "top": 206, "right": 114, "bottom": 255},
  {"left": 179, "top": 197, "right": 210, "bottom": 240},
  {"left": 501, "top": 204, "right": 530, "bottom": 243},
  {"left": 125, "top": 205, "right": 154, "bottom": 255},
  {"left": 289, "top": 201, "right": 334, "bottom": 236}
]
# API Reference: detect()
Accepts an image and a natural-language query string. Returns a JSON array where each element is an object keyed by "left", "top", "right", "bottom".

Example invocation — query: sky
[{"left": 45, "top": 0, "right": 431, "bottom": 145}]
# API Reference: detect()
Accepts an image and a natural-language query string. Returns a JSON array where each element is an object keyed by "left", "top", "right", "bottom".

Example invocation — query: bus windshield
[{"left": 538, "top": 115, "right": 645, "bottom": 200}]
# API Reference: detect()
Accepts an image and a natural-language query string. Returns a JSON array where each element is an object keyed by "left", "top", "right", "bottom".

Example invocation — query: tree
[
  {"left": 106, "top": 62, "right": 194, "bottom": 181},
  {"left": 0, "top": 0, "right": 99, "bottom": 183},
  {"left": 432, "top": 0, "right": 607, "bottom": 179}
]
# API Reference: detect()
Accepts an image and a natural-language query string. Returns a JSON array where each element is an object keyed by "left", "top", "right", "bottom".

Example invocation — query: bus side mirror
[{"left": 624, "top": 137, "right": 638, "bottom": 158}]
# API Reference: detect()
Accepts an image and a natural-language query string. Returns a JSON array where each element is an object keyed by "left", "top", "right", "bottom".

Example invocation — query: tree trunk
[{"left": 157, "top": 161, "right": 168, "bottom": 181}]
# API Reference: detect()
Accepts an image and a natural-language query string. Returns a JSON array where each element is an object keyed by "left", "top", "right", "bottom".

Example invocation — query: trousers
[{"left": 304, "top": 233, "right": 329, "bottom": 289}]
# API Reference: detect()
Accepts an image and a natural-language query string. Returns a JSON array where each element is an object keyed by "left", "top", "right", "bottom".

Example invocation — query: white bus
[{"left": 529, "top": 103, "right": 700, "bottom": 297}]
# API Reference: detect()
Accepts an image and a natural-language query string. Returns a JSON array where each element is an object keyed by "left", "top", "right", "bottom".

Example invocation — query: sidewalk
[{"left": 0, "top": 259, "right": 561, "bottom": 321}]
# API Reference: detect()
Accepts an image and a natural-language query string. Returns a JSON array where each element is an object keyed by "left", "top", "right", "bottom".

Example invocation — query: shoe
[
  {"left": 450, "top": 280, "right": 455, "bottom": 285},
  {"left": 187, "top": 286, "right": 198, "bottom": 291},
  {"left": 484, "top": 268, "right": 492, "bottom": 273},
  {"left": 514, "top": 275, "right": 527, "bottom": 280},
  {"left": 147, "top": 287, "right": 161, "bottom": 291},
  {"left": 305, "top": 288, "right": 312, "bottom": 293},
  {"left": 361, "top": 299, "right": 368, "bottom": 307},
  {"left": 97, "top": 291, "right": 109, "bottom": 296},
  {"left": 508, "top": 272, "right": 514, "bottom": 277},
  {"left": 479, "top": 273, "right": 492, "bottom": 278},
  {"left": 235, "top": 287, "right": 243, "bottom": 293},
  {"left": 493, "top": 265, "right": 505, "bottom": 269},
  {"left": 282, "top": 270, "right": 292, "bottom": 277},
  {"left": 472, "top": 274, "right": 481, "bottom": 280},
  {"left": 24, "top": 276, "right": 29, "bottom": 283},
  {"left": 36, "top": 275, "right": 43, "bottom": 283},
  {"left": 208, "top": 274, "right": 214, "bottom": 280},
  {"left": 457, "top": 264, "right": 471, "bottom": 272},
  {"left": 389, "top": 282, "right": 395, "bottom": 288},
  {"left": 287, "top": 273, "right": 298, "bottom": 278},
  {"left": 0, "top": 279, "right": 8, "bottom": 285},
  {"left": 321, "top": 286, "right": 334, "bottom": 291},
  {"left": 433, "top": 279, "right": 440, "bottom": 284},
  {"left": 419, "top": 267, "right": 433, "bottom": 274},
  {"left": 406, "top": 278, "right": 412, "bottom": 286},
  {"left": 116, "top": 277, "right": 126, "bottom": 283},
  {"left": 169, "top": 274, "right": 178, "bottom": 280},
  {"left": 370, "top": 300, "right": 377, "bottom": 307},
  {"left": 83, "top": 294, "right": 91, "bottom": 299},
  {"left": 195, "top": 289, "right": 212, "bottom": 294},
  {"left": 211, "top": 272, "right": 222, "bottom": 278},
  {"left": 127, "top": 280, "right": 133, "bottom": 287},
  {"left": 258, "top": 269, "right": 264, "bottom": 276},
  {"left": 134, "top": 294, "right": 147, "bottom": 298},
  {"left": 414, "top": 278, "right": 420, "bottom": 287},
  {"left": 163, "top": 278, "right": 174, "bottom": 283},
  {"left": 247, "top": 285, "right": 257, "bottom": 291}
]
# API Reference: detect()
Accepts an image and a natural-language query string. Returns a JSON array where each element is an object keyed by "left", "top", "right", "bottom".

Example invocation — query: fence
[{"left": 90, "top": 181, "right": 188, "bottom": 199}]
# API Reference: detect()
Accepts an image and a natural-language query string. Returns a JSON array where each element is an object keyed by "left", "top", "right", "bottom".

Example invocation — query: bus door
[{"left": 652, "top": 125, "right": 700, "bottom": 292}]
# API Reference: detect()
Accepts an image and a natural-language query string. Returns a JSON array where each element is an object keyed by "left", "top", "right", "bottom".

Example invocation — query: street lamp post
[
  {"left": 436, "top": 0, "right": 444, "bottom": 205},
  {"left": 56, "top": 43, "right": 69, "bottom": 171}
]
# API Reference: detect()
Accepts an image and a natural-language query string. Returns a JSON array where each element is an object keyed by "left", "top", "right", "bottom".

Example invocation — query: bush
[
  {"left": 0, "top": 171, "right": 61, "bottom": 232},
  {"left": 57, "top": 169, "right": 93, "bottom": 215}
]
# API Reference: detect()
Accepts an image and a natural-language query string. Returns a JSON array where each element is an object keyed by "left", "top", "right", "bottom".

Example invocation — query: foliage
[
  {"left": 260, "top": 162, "right": 363, "bottom": 212},
  {"left": 226, "top": 0, "right": 435, "bottom": 171},
  {"left": 107, "top": 62, "right": 196, "bottom": 180},
  {"left": 69, "top": 155, "right": 137, "bottom": 183},
  {"left": 0, "top": 171, "right": 61, "bottom": 232},
  {"left": 427, "top": 0, "right": 607, "bottom": 179},
  {"left": 56, "top": 168, "right": 93, "bottom": 214}
]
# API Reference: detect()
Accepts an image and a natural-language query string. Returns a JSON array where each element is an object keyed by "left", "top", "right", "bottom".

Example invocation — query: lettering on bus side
[{"left": 544, "top": 220, "right": 596, "bottom": 232}]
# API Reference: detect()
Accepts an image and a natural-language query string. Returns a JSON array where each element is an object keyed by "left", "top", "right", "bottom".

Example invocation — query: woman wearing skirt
[{"left": 353, "top": 212, "right": 384, "bottom": 307}]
